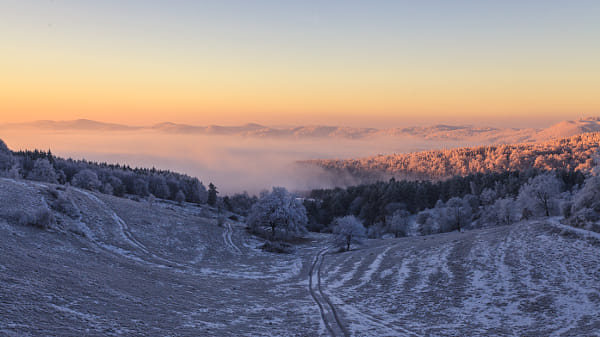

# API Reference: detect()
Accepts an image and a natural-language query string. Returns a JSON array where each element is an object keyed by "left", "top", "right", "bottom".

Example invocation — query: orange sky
[{"left": 1, "top": 1, "right": 599, "bottom": 127}]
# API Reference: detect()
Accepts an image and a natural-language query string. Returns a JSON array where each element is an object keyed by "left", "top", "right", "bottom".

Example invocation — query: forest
[
  {"left": 303, "top": 169, "right": 586, "bottom": 231},
  {"left": 0, "top": 139, "right": 210, "bottom": 205},
  {"left": 302, "top": 132, "right": 600, "bottom": 184}
]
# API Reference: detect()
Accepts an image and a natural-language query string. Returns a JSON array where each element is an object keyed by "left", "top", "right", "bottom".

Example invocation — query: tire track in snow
[
  {"left": 76, "top": 189, "right": 186, "bottom": 269},
  {"left": 309, "top": 248, "right": 349, "bottom": 337},
  {"left": 337, "top": 244, "right": 421, "bottom": 337},
  {"left": 222, "top": 223, "right": 241, "bottom": 254}
]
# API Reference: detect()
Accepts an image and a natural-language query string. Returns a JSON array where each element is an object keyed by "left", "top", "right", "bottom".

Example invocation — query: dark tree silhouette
[{"left": 207, "top": 183, "right": 218, "bottom": 206}]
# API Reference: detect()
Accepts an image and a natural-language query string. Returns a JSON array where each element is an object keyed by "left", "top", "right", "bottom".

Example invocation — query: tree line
[
  {"left": 302, "top": 132, "right": 600, "bottom": 185},
  {"left": 304, "top": 169, "right": 585, "bottom": 228},
  {"left": 0, "top": 139, "right": 211, "bottom": 205}
]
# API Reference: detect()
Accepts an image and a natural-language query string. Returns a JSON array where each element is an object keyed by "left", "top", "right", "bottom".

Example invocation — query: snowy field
[{"left": 1, "top": 178, "right": 600, "bottom": 336}]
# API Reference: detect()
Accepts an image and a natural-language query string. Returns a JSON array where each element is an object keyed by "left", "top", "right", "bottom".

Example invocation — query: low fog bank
[{"left": 1, "top": 129, "right": 476, "bottom": 195}]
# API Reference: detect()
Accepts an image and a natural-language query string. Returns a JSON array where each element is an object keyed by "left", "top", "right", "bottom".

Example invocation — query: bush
[
  {"left": 217, "top": 214, "right": 226, "bottom": 227},
  {"left": 51, "top": 194, "right": 81, "bottom": 219},
  {"left": 18, "top": 208, "right": 56, "bottom": 229},
  {"left": 259, "top": 240, "right": 294, "bottom": 254},
  {"left": 560, "top": 200, "right": 573, "bottom": 218},
  {"left": 17, "top": 211, "right": 35, "bottom": 226}
]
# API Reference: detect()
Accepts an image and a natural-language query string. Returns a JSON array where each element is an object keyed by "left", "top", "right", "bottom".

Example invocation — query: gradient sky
[{"left": 1, "top": 0, "right": 599, "bottom": 127}]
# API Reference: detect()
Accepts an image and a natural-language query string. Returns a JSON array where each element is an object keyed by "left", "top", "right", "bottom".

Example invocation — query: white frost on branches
[
  {"left": 332, "top": 215, "right": 367, "bottom": 251},
  {"left": 247, "top": 187, "right": 308, "bottom": 240}
]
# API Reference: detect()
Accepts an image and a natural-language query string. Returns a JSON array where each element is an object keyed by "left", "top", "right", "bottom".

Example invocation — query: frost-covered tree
[
  {"left": 27, "top": 159, "right": 57, "bottom": 183},
  {"left": 247, "top": 187, "right": 308, "bottom": 240},
  {"left": 367, "top": 221, "right": 385, "bottom": 239},
  {"left": 445, "top": 197, "right": 472, "bottom": 232},
  {"left": 71, "top": 169, "right": 101, "bottom": 190},
  {"left": 572, "top": 176, "right": 600, "bottom": 213},
  {"left": 228, "top": 191, "right": 258, "bottom": 215},
  {"left": 388, "top": 210, "right": 411, "bottom": 237},
  {"left": 105, "top": 175, "right": 124, "bottom": 196},
  {"left": 101, "top": 182, "right": 114, "bottom": 195},
  {"left": 492, "top": 198, "right": 517, "bottom": 225},
  {"left": 416, "top": 210, "right": 439, "bottom": 235},
  {"left": 517, "top": 173, "right": 562, "bottom": 217},
  {"left": 567, "top": 175, "right": 600, "bottom": 228},
  {"left": 7, "top": 164, "right": 22, "bottom": 179},
  {"left": 175, "top": 190, "right": 186, "bottom": 205},
  {"left": 149, "top": 175, "right": 170, "bottom": 199},
  {"left": 132, "top": 178, "right": 149, "bottom": 196},
  {"left": 307, "top": 132, "right": 600, "bottom": 181},
  {"left": 332, "top": 215, "right": 367, "bottom": 251},
  {"left": 479, "top": 188, "right": 497, "bottom": 206},
  {"left": 0, "top": 139, "right": 14, "bottom": 172}
]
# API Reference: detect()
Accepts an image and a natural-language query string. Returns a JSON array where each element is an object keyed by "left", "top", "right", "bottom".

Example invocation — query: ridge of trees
[
  {"left": 304, "top": 168, "right": 586, "bottom": 232},
  {"left": 302, "top": 132, "right": 600, "bottom": 184},
  {"left": 0, "top": 141, "right": 210, "bottom": 204}
]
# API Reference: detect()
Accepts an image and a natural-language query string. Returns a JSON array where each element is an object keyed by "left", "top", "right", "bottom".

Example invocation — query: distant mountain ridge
[{"left": 2, "top": 117, "right": 600, "bottom": 143}]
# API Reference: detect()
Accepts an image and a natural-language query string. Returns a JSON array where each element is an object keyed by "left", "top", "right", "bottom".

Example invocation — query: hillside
[
  {"left": 302, "top": 132, "right": 600, "bottom": 184},
  {"left": 1, "top": 178, "right": 599, "bottom": 335}
]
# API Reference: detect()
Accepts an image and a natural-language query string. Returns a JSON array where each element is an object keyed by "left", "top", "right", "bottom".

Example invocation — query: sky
[{"left": 1, "top": 0, "right": 599, "bottom": 127}]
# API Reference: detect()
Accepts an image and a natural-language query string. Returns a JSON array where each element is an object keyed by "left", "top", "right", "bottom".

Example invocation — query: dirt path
[
  {"left": 222, "top": 222, "right": 242, "bottom": 254},
  {"left": 309, "top": 248, "right": 349, "bottom": 337}
]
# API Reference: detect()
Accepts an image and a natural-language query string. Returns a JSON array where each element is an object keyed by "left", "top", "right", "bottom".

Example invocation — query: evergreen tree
[{"left": 207, "top": 183, "right": 218, "bottom": 206}]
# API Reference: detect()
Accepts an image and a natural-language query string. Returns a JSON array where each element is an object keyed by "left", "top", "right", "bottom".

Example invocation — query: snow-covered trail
[
  {"left": 75, "top": 189, "right": 189, "bottom": 270},
  {"left": 320, "top": 222, "right": 600, "bottom": 336},
  {"left": 322, "top": 244, "right": 422, "bottom": 337},
  {"left": 222, "top": 222, "right": 242, "bottom": 255},
  {"left": 309, "top": 248, "right": 349, "bottom": 337}
]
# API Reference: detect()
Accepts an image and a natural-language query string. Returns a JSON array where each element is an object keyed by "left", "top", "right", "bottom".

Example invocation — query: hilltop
[{"left": 301, "top": 131, "right": 600, "bottom": 185}]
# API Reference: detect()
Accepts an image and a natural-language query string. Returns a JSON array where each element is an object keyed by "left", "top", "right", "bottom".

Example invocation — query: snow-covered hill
[
  {"left": 1, "top": 178, "right": 599, "bottom": 336},
  {"left": 303, "top": 131, "right": 600, "bottom": 186}
]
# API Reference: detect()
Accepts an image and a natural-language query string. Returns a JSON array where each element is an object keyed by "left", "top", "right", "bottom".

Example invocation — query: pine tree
[{"left": 207, "top": 183, "right": 218, "bottom": 206}]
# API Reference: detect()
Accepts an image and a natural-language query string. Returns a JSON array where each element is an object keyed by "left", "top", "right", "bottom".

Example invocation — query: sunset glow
[{"left": 1, "top": 1, "right": 599, "bottom": 127}]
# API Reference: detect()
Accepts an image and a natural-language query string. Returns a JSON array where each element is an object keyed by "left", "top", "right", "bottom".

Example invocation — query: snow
[
  {"left": 357, "top": 245, "right": 392, "bottom": 289},
  {"left": 2, "top": 179, "right": 600, "bottom": 336}
]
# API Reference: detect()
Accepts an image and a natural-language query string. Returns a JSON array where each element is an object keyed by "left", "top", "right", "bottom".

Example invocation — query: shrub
[
  {"left": 217, "top": 214, "right": 226, "bottom": 227},
  {"left": 18, "top": 208, "right": 56, "bottom": 229},
  {"left": 51, "top": 194, "right": 81, "bottom": 219},
  {"left": 259, "top": 240, "right": 294, "bottom": 254}
]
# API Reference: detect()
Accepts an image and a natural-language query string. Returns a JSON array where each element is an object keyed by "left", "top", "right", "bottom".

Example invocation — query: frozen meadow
[{"left": 1, "top": 178, "right": 600, "bottom": 336}]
